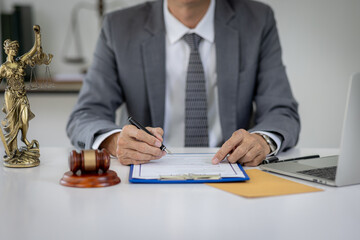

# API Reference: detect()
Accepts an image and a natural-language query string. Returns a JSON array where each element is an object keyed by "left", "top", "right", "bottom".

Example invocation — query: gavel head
[{"left": 69, "top": 149, "right": 110, "bottom": 174}]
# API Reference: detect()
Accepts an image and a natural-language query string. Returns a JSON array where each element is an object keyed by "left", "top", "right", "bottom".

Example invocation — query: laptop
[{"left": 260, "top": 72, "right": 360, "bottom": 187}]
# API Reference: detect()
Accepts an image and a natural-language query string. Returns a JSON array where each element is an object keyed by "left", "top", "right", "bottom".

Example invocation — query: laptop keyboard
[{"left": 297, "top": 166, "right": 337, "bottom": 181}]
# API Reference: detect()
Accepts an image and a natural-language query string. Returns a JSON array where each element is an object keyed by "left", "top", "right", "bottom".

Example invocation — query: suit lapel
[
  {"left": 215, "top": 0, "right": 240, "bottom": 141},
  {"left": 141, "top": 1, "right": 166, "bottom": 128}
]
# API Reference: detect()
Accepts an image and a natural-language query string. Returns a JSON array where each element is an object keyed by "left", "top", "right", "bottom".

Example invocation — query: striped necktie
[{"left": 183, "top": 33, "right": 209, "bottom": 147}]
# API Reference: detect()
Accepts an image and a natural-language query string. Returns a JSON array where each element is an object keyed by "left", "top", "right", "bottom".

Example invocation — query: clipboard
[{"left": 128, "top": 153, "right": 250, "bottom": 183}]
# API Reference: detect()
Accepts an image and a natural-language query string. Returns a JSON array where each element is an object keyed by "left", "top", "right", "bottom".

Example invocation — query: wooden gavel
[{"left": 69, "top": 149, "right": 110, "bottom": 174}]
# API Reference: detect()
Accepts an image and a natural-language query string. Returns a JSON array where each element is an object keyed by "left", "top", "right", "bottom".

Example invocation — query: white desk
[{"left": 1, "top": 147, "right": 359, "bottom": 240}]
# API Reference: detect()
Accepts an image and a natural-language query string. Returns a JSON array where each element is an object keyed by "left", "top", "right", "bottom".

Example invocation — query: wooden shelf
[{"left": 0, "top": 79, "right": 82, "bottom": 94}]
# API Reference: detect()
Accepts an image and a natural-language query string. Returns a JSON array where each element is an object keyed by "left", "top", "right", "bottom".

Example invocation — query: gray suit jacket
[{"left": 67, "top": 0, "right": 300, "bottom": 151}]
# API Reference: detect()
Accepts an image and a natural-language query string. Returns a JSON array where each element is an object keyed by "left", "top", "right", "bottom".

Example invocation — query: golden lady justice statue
[{"left": 0, "top": 25, "right": 53, "bottom": 167}]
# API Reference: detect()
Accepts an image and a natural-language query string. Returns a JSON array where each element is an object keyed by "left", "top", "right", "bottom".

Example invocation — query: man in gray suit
[{"left": 67, "top": 0, "right": 300, "bottom": 166}]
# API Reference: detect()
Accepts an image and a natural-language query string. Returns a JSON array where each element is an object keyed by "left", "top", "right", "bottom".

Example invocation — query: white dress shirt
[
  {"left": 162, "top": 0, "right": 222, "bottom": 147},
  {"left": 93, "top": 0, "right": 281, "bottom": 155}
]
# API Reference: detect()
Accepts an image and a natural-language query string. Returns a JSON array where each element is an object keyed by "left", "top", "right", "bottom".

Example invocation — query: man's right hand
[{"left": 100, "top": 125, "right": 166, "bottom": 165}]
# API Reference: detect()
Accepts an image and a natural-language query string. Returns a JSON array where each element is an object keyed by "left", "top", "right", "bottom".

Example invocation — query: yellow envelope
[{"left": 206, "top": 169, "right": 322, "bottom": 198}]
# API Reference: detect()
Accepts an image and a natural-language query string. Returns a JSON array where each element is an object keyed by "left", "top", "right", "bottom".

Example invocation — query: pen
[
  {"left": 262, "top": 154, "right": 320, "bottom": 164},
  {"left": 128, "top": 116, "right": 171, "bottom": 154}
]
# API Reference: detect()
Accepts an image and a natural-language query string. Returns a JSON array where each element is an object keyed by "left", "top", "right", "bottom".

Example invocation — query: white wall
[
  {"left": 259, "top": 0, "right": 360, "bottom": 147},
  {"left": 1, "top": 0, "right": 360, "bottom": 148}
]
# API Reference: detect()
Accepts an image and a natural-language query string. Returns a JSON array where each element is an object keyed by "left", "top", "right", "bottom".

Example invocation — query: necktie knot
[{"left": 183, "top": 33, "right": 202, "bottom": 52}]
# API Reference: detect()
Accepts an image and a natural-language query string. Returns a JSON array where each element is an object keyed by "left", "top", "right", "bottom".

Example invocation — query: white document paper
[{"left": 132, "top": 153, "right": 245, "bottom": 179}]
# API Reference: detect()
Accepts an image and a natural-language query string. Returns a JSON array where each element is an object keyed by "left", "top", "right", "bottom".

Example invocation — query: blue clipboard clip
[{"left": 160, "top": 173, "right": 221, "bottom": 180}]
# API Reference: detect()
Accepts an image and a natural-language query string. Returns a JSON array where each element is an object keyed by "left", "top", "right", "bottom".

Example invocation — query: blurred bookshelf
[{"left": 1, "top": 5, "right": 34, "bottom": 81}]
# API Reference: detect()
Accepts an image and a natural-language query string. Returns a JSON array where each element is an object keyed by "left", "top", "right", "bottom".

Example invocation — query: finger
[
  {"left": 227, "top": 133, "right": 261, "bottom": 163},
  {"left": 119, "top": 158, "right": 150, "bottom": 166},
  {"left": 124, "top": 125, "right": 162, "bottom": 148},
  {"left": 116, "top": 148, "right": 162, "bottom": 165},
  {"left": 212, "top": 139, "right": 240, "bottom": 164},
  {"left": 239, "top": 135, "right": 269, "bottom": 166},
  {"left": 212, "top": 130, "right": 245, "bottom": 164},
  {"left": 125, "top": 138, "right": 164, "bottom": 158},
  {"left": 227, "top": 143, "right": 251, "bottom": 163},
  {"left": 146, "top": 127, "right": 164, "bottom": 142},
  {"left": 243, "top": 154, "right": 265, "bottom": 167},
  {"left": 228, "top": 131, "right": 269, "bottom": 164},
  {"left": 236, "top": 146, "right": 260, "bottom": 165}
]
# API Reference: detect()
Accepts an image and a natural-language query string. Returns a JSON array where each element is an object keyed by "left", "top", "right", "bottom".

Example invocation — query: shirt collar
[{"left": 163, "top": 0, "right": 215, "bottom": 44}]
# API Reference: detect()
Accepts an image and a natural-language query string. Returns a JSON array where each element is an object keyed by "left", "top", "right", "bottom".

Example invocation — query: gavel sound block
[{"left": 60, "top": 149, "right": 120, "bottom": 188}]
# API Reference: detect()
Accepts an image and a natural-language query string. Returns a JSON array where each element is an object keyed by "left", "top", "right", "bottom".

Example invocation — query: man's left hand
[{"left": 212, "top": 129, "right": 270, "bottom": 167}]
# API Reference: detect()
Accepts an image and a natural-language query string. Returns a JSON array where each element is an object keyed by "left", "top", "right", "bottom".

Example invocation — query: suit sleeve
[
  {"left": 248, "top": 6, "right": 301, "bottom": 152},
  {"left": 66, "top": 15, "right": 124, "bottom": 149}
]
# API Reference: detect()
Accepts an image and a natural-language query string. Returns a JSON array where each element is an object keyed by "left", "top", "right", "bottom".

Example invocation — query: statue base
[
  {"left": 3, "top": 146, "right": 40, "bottom": 168},
  {"left": 60, "top": 170, "right": 121, "bottom": 188}
]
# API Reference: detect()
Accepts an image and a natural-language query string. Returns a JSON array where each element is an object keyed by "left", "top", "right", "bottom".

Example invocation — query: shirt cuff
[
  {"left": 92, "top": 129, "right": 122, "bottom": 150},
  {"left": 251, "top": 131, "right": 282, "bottom": 156}
]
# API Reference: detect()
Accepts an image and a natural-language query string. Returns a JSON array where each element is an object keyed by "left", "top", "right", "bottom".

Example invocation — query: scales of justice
[{"left": 0, "top": 25, "right": 53, "bottom": 168}]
